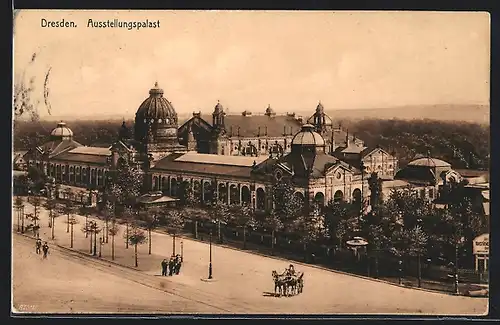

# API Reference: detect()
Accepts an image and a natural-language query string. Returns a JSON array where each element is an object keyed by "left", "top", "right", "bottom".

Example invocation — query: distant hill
[
  {"left": 325, "top": 104, "right": 490, "bottom": 125},
  {"left": 38, "top": 104, "right": 489, "bottom": 125}
]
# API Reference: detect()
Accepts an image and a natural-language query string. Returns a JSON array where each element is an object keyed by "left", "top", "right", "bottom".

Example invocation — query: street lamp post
[
  {"left": 21, "top": 205, "right": 25, "bottom": 233},
  {"left": 89, "top": 223, "right": 93, "bottom": 253},
  {"left": 398, "top": 259, "right": 403, "bottom": 285},
  {"left": 180, "top": 241, "right": 184, "bottom": 262},
  {"left": 454, "top": 243, "right": 459, "bottom": 294},
  {"left": 99, "top": 237, "right": 103, "bottom": 258},
  {"left": 360, "top": 161, "right": 365, "bottom": 219},
  {"left": 208, "top": 231, "right": 213, "bottom": 279},
  {"left": 92, "top": 222, "right": 97, "bottom": 256},
  {"left": 16, "top": 206, "right": 21, "bottom": 232}
]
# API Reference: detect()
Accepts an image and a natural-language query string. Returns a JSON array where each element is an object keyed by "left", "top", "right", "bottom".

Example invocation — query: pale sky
[{"left": 13, "top": 10, "right": 490, "bottom": 119}]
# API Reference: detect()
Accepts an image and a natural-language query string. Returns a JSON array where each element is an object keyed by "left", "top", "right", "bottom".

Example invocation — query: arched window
[
  {"left": 193, "top": 180, "right": 202, "bottom": 201},
  {"left": 334, "top": 190, "right": 344, "bottom": 202},
  {"left": 161, "top": 177, "right": 168, "bottom": 193},
  {"left": 314, "top": 192, "right": 325, "bottom": 206},
  {"left": 218, "top": 183, "right": 227, "bottom": 203},
  {"left": 203, "top": 181, "right": 213, "bottom": 204},
  {"left": 152, "top": 176, "right": 159, "bottom": 191},
  {"left": 256, "top": 188, "right": 266, "bottom": 210},
  {"left": 241, "top": 186, "right": 251, "bottom": 204},
  {"left": 170, "top": 178, "right": 178, "bottom": 197},
  {"left": 352, "top": 188, "right": 362, "bottom": 207},
  {"left": 229, "top": 184, "right": 239, "bottom": 205}
]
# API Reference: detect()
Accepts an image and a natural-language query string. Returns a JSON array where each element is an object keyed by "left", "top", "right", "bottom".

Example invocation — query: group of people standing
[
  {"left": 35, "top": 238, "right": 49, "bottom": 258},
  {"left": 161, "top": 255, "right": 182, "bottom": 276}
]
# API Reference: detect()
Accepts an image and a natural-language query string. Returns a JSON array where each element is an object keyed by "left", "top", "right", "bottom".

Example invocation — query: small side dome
[
  {"left": 291, "top": 124, "right": 325, "bottom": 146},
  {"left": 50, "top": 121, "right": 74, "bottom": 140}
]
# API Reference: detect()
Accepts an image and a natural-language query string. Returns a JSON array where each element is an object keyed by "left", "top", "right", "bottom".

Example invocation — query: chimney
[
  {"left": 346, "top": 129, "right": 350, "bottom": 147},
  {"left": 237, "top": 127, "right": 241, "bottom": 137}
]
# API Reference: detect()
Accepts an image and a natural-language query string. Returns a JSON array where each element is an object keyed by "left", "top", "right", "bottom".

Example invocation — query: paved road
[{"left": 12, "top": 201, "right": 488, "bottom": 315}]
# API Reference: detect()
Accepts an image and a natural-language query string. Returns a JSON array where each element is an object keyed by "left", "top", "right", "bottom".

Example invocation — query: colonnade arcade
[
  {"left": 30, "top": 160, "right": 108, "bottom": 188},
  {"left": 151, "top": 174, "right": 269, "bottom": 210}
]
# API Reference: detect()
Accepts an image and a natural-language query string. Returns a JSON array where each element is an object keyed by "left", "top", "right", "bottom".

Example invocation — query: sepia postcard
[{"left": 12, "top": 10, "right": 490, "bottom": 316}]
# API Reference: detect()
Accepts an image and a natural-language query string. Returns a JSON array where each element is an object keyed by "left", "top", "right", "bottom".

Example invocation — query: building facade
[{"left": 24, "top": 82, "right": 406, "bottom": 211}]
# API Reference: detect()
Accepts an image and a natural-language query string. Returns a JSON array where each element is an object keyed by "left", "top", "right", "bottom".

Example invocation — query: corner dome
[
  {"left": 408, "top": 157, "right": 451, "bottom": 168},
  {"left": 292, "top": 124, "right": 325, "bottom": 146},
  {"left": 136, "top": 82, "right": 178, "bottom": 125},
  {"left": 50, "top": 121, "right": 73, "bottom": 140}
]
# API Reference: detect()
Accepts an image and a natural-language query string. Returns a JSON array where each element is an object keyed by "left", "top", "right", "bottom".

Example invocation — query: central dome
[
  {"left": 292, "top": 124, "right": 325, "bottom": 147},
  {"left": 134, "top": 82, "right": 180, "bottom": 144},
  {"left": 136, "top": 82, "right": 178, "bottom": 125}
]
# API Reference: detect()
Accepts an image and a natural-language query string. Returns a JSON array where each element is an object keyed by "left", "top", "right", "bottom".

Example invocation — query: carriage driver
[{"left": 287, "top": 264, "right": 296, "bottom": 276}]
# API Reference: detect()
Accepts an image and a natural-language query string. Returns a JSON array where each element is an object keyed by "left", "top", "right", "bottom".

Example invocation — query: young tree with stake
[
  {"left": 66, "top": 215, "right": 79, "bottom": 248},
  {"left": 14, "top": 196, "right": 25, "bottom": 233},
  {"left": 162, "top": 207, "right": 185, "bottom": 256},
  {"left": 43, "top": 198, "right": 58, "bottom": 228},
  {"left": 124, "top": 223, "right": 147, "bottom": 267},
  {"left": 139, "top": 207, "right": 160, "bottom": 255},
  {"left": 263, "top": 211, "right": 284, "bottom": 255},
  {"left": 230, "top": 203, "right": 258, "bottom": 250},
  {"left": 108, "top": 217, "right": 119, "bottom": 260}
]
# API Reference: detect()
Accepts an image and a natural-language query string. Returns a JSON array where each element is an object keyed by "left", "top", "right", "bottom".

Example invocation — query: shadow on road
[{"left": 262, "top": 291, "right": 280, "bottom": 298}]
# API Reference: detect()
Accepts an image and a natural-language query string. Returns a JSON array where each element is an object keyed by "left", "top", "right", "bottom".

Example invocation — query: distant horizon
[
  {"left": 16, "top": 103, "right": 490, "bottom": 126},
  {"left": 14, "top": 11, "right": 489, "bottom": 120}
]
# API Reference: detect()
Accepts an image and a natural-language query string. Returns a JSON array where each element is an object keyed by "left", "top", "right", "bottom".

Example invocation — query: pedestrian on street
[
  {"left": 168, "top": 257, "right": 175, "bottom": 276},
  {"left": 42, "top": 242, "right": 49, "bottom": 259},
  {"left": 174, "top": 255, "right": 181, "bottom": 275},
  {"left": 161, "top": 259, "right": 168, "bottom": 276},
  {"left": 35, "top": 238, "right": 42, "bottom": 255}
]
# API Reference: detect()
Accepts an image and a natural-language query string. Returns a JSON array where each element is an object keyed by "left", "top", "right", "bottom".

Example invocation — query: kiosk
[{"left": 473, "top": 233, "right": 489, "bottom": 272}]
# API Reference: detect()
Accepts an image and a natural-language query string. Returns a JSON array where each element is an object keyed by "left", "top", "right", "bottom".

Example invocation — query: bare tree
[
  {"left": 108, "top": 218, "right": 119, "bottom": 260},
  {"left": 139, "top": 207, "right": 160, "bottom": 255},
  {"left": 14, "top": 196, "right": 25, "bottom": 233},
  {"left": 124, "top": 223, "right": 147, "bottom": 267},
  {"left": 59, "top": 200, "right": 75, "bottom": 233},
  {"left": 13, "top": 50, "right": 52, "bottom": 121},
  {"left": 121, "top": 206, "right": 136, "bottom": 249},
  {"left": 79, "top": 202, "right": 93, "bottom": 239},
  {"left": 30, "top": 195, "right": 42, "bottom": 228},
  {"left": 229, "top": 203, "right": 258, "bottom": 250},
  {"left": 161, "top": 208, "right": 185, "bottom": 256},
  {"left": 263, "top": 211, "right": 284, "bottom": 255},
  {"left": 66, "top": 215, "right": 79, "bottom": 248},
  {"left": 43, "top": 198, "right": 58, "bottom": 228}
]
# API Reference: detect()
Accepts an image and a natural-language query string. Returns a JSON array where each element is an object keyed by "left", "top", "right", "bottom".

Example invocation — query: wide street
[{"left": 12, "top": 200, "right": 488, "bottom": 315}]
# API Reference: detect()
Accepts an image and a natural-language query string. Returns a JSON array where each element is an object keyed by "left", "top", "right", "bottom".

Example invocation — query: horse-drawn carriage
[{"left": 271, "top": 264, "right": 304, "bottom": 297}]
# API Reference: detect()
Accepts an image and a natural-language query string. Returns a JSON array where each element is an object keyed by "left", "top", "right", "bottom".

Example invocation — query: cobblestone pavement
[{"left": 12, "top": 201, "right": 488, "bottom": 315}]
